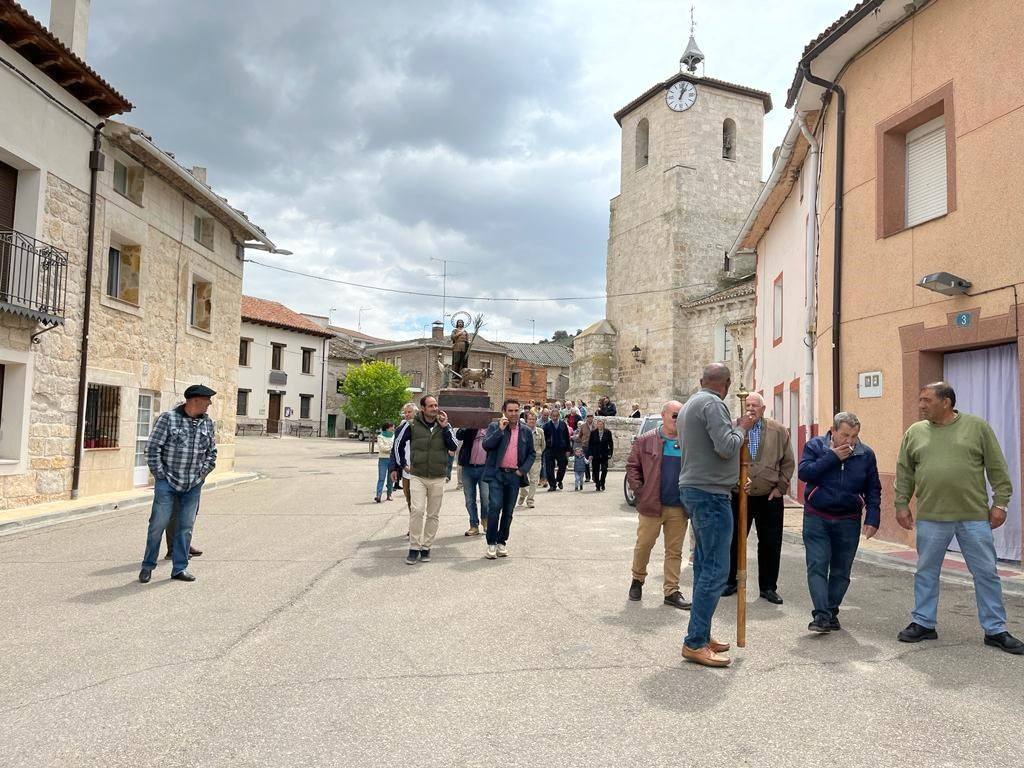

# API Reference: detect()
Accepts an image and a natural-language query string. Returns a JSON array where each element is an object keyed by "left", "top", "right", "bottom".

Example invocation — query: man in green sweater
[{"left": 894, "top": 382, "right": 1022, "bottom": 654}]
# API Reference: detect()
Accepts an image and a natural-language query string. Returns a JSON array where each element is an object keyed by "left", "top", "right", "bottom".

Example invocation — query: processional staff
[{"left": 736, "top": 383, "right": 751, "bottom": 648}]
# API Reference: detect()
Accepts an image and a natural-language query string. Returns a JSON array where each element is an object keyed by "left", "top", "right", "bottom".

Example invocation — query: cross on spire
[{"left": 680, "top": 4, "right": 705, "bottom": 75}]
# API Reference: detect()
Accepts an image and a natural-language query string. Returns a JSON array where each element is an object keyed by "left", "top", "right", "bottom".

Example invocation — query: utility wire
[{"left": 245, "top": 258, "right": 730, "bottom": 303}]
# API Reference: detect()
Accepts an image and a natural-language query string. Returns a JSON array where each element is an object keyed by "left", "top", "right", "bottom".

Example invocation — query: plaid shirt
[
  {"left": 748, "top": 419, "right": 763, "bottom": 461},
  {"left": 146, "top": 406, "right": 218, "bottom": 491}
]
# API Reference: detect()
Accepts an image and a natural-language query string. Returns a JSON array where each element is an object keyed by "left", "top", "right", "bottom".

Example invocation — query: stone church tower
[{"left": 571, "top": 39, "right": 770, "bottom": 411}]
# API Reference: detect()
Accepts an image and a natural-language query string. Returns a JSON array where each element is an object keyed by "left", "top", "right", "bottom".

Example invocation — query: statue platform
[{"left": 437, "top": 388, "right": 497, "bottom": 430}]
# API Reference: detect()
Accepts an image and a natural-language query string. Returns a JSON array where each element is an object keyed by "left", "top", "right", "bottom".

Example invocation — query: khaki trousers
[
  {"left": 409, "top": 475, "right": 446, "bottom": 550},
  {"left": 518, "top": 464, "right": 540, "bottom": 506},
  {"left": 631, "top": 505, "right": 688, "bottom": 596}
]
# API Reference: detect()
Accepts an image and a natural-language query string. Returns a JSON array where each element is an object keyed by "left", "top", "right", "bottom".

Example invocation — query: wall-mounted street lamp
[
  {"left": 631, "top": 345, "right": 646, "bottom": 364},
  {"left": 917, "top": 271, "right": 971, "bottom": 296}
]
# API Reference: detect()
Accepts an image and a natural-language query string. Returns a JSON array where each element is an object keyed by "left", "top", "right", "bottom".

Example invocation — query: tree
[
  {"left": 551, "top": 330, "right": 570, "bottom": 341},
  {"left": 340, "top": 361, "right": 410, "bottom": 453}
]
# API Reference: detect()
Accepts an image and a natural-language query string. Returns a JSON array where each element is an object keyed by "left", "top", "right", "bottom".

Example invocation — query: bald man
[
  {"left": 625, "top": 400, "right": 690, "bottom": 609},
  {"left": 722, "top": 392, "right": 795, "bottom": 604}
]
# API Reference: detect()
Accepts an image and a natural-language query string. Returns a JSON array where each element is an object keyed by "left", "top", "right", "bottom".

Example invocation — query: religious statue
[{"left": 451, "top": 318, "right": 470, "bottom": 375}]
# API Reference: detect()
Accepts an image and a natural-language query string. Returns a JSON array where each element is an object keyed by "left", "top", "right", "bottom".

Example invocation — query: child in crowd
[
  {"left": 572, "top": 447, "right": 591, "bottom": 490},
  {"left": 375, "top": 422, "right": 395, "bottom": 503}
]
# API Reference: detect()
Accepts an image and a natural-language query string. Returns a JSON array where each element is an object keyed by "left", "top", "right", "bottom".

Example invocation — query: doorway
[
  {"left": 327, "top": 413, "right": 337, "bottom": 438},
  {"left": 134, "top": 391, "right": 158, "bottom": 486},
  {"left": 943, "top": 343, "right": 1021, "bottom": 561},
  {"left": 268, "top": 392, "right": 282, "bottom": 434}
]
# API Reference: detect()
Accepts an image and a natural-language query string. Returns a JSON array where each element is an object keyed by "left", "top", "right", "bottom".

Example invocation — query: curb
[
  {"left": 0, "top": 472, "right": 262, "bottom": 537},
  {"left": 781, "top": 530, "right": 1024, "bottom": 598}
]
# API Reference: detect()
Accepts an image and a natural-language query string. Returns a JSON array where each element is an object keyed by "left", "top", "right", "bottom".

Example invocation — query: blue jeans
[
  {"left": 802, "top": 514, "right": 861, "bottom": 621},
  {"left": 375, "top": 458, "right": 394, "bottom": 499},
  {"left": 461, "top": 464, "right": 489, "bottom": 527},
  {"left": 486, "top": 471, "right": 520, "bottom": 545},
  {"left": 681, "top": 487, "right": 733, "bottom": 649},
  {"left": 142, "top": 479, "right": 202, "bottom": 574},
  {"left": 913, "top": 520, "right": 1008, "bottom": 634}
]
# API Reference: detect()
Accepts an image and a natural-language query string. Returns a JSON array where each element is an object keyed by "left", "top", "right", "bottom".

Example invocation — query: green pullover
[{"left": 894, "top": 412, "right": 1013, "bottom": 521}]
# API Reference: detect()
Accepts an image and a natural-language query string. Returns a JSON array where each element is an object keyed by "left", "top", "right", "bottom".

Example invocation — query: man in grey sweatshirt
[{"left": 679, "top": 363, "right": 756, "bottom": 667}]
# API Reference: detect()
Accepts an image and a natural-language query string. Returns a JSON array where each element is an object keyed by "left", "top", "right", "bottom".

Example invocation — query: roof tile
[{"left": 241, "top": 296, "right": 335, "bottom": 337}]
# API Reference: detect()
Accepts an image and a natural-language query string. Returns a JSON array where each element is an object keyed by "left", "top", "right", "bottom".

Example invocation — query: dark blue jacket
[
  {"left": 482, "top": 420, "right": 536, "bottom": 480},
  {"left": 798, "top": 433, "right": 882, "bottom": 527},
  {"left": 542, "top": 419, "right": 571, "bottom": 453}
]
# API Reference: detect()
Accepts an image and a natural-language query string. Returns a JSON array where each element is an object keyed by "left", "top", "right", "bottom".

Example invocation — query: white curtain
[{"left": 943, "top": 344, "right": 1021, "bottom": 561}]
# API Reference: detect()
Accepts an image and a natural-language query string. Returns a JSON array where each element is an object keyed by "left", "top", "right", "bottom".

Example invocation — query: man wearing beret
[{"left": 139, "top": 384, "right": 218, "bottom": 584}]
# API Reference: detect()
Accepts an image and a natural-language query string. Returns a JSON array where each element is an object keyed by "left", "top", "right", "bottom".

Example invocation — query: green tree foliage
[{"left": 341, "top": 362, "right": 410, "bottom": 452}]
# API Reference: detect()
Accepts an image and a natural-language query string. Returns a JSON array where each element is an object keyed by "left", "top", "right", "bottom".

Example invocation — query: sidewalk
[
  {"left": 0, "top": 471, "right": 260, "bottom": 536},
  {"left": 781, "top": 505, "right": 1024, "bottom": 597}
]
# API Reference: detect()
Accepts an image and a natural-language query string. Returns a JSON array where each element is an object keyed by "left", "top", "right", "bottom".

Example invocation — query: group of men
[{"left": 626, "top": 363, "right": 1022, "bottom": 668}]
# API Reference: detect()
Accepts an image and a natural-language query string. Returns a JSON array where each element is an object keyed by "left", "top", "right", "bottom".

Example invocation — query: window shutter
[
  {"left": 0, "top": 161, "right": 17, "bottom": 231},
  {"left": 906, "top": 116, "right": 947, "bottom": 228}
]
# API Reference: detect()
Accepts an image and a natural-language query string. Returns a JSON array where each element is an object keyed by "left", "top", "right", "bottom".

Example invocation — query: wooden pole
[{"left": 736, "top": 385, "right": 751, "bottom": 648}]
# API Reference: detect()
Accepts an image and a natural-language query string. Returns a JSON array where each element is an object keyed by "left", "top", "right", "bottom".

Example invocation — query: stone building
[
  {"left": 571, "top": 37, "right": 770, "bottom": 413},
  {"left": 496, "top": 341, "right": 572, "bottom": 404},
  {"left": 367, "top": 322, "right": 507, "bottom": 406},
  {"left": 237, "top": 296, "right": 333, "bottom": 435}
]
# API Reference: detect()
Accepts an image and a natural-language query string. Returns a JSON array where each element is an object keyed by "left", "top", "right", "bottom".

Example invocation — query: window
[
  {"left": 723, "top": 326, "right": 732, "bottom": 361},
  {"left": 772, "top": 274, "right": 783, "bottom": 347},
  {"left": 875, "top": 83, "right": 956, "bottom": 239},
  {"left": 509, "top": 370, "right": 521, "bottom": 387},
  {"left": 789, "top": 383, "right": 800, "bottom": 481},
  {"left": 635, "top": 118, "right": 650, "bottom": 170},
  {"left": 193, "top": 213, "right": 214, "bottom": 250},
  {"left": 105, "top": 245, "right": 140, "bottom": 304},
  {"left": 723, "top": 118, "right": 737, "bottom": 160},
  {"left": 271, "top": 343, "right": 285, "bottom": 371},
  {"left": 393, "top": 355, "right": 401, "bottom": 372},
  {"left": 301, "top": 347, "right": 314, "bottom": 374},
  {"left": 190, "top": 276, "right": 212, "bottom": 331},
  {"left": 239, "top": 338, "right": 251, "bottom": 366},
  {"left": 112, "top": 159, "right": 143, "bottom": 205},
  {"left": 84, "top": 383, "right": 120, "bottom": 448},
  {"left": 479, "top": 359, "right": 491, "bottom": 370},
  {"left": 773, "top": 387, "right": 784, "bottom": 424},
  {"left": 300, "top": 394, "right": 312, "bottom": 420},
  {"left": 237, "top": 389, "right": 250, "bottom": 416},
  {"left": 905, "top": 116, "right": 947, "bottom": 228}
]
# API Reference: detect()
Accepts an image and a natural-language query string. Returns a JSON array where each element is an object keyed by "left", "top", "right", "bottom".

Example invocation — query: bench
[{"left": 235, "top": 423, "right": 265, "bottom": 436}]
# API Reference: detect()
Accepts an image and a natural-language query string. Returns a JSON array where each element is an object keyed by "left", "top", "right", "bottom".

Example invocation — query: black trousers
[
  {"left": 545, "top": 452, "right": 568, "bottom": 487},
  {"left": 727, "top": 492, "right": 785, "bottom": 591},
  {"left": 593, "top": 457, "right": 609, "bottom": 489}
]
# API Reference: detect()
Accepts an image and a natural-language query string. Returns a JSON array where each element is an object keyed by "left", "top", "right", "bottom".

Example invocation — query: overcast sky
[{"left": 24, "top": 0, "right": 846, "bottom": 341}]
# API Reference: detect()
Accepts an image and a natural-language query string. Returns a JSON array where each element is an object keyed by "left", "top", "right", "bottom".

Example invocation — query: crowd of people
[{"left": 136, "top": 367, "right": 1022, "bottom": 666}]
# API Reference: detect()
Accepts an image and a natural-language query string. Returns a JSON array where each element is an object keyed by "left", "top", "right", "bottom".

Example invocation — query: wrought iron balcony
[{"left": 0, "top": 230, "right": 69, "bottom": 326}]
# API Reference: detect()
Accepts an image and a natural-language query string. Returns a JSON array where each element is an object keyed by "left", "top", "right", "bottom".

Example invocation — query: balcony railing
[{"left": 0, "top": 230, "right": 69, "bottom": 326}]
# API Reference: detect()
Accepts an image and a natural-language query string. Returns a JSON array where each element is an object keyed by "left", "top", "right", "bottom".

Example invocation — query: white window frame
[{"left": 0, "top": 348, "right": 34, "bottom": 475}]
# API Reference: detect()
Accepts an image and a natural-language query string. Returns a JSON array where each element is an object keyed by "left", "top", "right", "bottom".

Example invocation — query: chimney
[
  {"left": 191, "top": 166, "right": 208, "bottom": 185},
  {"left": 431, "top": 321, "right": 444, "bottom": 341},
  {"left": 49, "top": 0, "right": 91, "bottom": 59}
]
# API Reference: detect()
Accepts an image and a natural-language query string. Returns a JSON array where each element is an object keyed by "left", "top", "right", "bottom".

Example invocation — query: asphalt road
[{"left": 1, "top": 437, "right": 1021, "bottom": 767}]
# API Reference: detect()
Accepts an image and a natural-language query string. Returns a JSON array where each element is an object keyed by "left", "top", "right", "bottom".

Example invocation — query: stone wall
[
  {"left": 680, "top": 292, "right": 756, "bottom": 416},
  {"left": 567, "top": 321, "right": 616, "bottom": 407}
]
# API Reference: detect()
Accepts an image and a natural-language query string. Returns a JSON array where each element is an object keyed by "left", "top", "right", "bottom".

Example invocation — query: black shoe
[
  {"left": 163, "top": 551, "right": 172, "bottom": 560},
  {"left": 171, "top": 570, "right": 196, "bottom": 582},
  {"left": 984, "top": 631, "right": 1024, "bottom": 654},
  {"left": 897, "top": 622, "right": 938, "bottom": 643},
  {"left": 139, "top": 568, "right": 152, "bottom": 584},
  {"left": 189, "top": 546, "right": 202, "bottom": 557},
  {"left": 829, "top": 615, "right": 842, "bottom": 631},
  {"left": 628, "top": 579, "right": 643, "bottom": 601},
  {"left": 664, "top": 591, "right": 692, "bottom": 610},
  {"left": 419, "top": 549, "right": 431, "bottom": 563},
  {"left": 721, "top": 583, "right": 737, "bottom": 597},
  {"left": 558, "top": 482, "right": 564, "bottom": 490},
  {"left": 760, "top": 589, "right": 784, "bottom": 605},
  {"left": 547, "top": 488, "right": 557, "bottom": 492},
  {"left": 405, "top": 549, "right": 419, "bottom": 565},
  {"left": 808, "top": 616, "right": 832, "bottom": 633}
]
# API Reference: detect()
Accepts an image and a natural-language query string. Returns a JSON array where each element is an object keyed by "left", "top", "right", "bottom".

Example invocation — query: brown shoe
[
  {"left": 464, "top": 526, "right": 480, "bottom": 537},
  {"left": 681, "top": 644, "right": 731, "bottom": 667},
  {"left": 709, "top": 638, "right": 731, "bottom": 653}
]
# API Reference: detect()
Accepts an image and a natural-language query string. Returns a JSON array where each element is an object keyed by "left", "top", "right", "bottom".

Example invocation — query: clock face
[{"left": 666, "top": 81, "right": 697, "bottom": 112}]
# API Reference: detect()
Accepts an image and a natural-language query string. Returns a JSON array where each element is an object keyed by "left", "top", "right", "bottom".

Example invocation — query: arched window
[
  {"left": 722, "top": 118, "right": 737, "bottom": 160},
  {"left": 635, "top": 118, "right": 650, "bottom": 170}
]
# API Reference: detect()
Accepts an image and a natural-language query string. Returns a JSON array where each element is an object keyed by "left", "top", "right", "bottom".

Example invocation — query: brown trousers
[{"left": 631, "top": 505, "right": 688, "bottom": 596}]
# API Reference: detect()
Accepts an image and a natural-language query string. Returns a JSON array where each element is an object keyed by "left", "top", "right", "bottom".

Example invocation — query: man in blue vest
[{"left": 482, "top": 398, "right": 536, "bottom": 559}]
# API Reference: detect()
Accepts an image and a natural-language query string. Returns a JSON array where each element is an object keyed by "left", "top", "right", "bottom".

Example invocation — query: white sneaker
[
  {"left": 485, "top": 545, "right": 497, "bottom": 559},
  {"left": 497, "top": 544, "right": 508, "bottom": 558}
]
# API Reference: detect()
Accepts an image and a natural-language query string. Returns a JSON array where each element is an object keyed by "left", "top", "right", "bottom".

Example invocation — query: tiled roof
[
  {"left": 328, "top": 337, "right": 366, "bottom": 361},
  {"left": 682, "top": 276, "right": 756, "bottom": 309},
  {"left": 0, "top": 1, "right": 132, "bottom": 117},
  {"left": 614, "top": 72, "right": 772, "bottom": 124},
  {"left": 368, "top": 334, "right": 507, "bottom": 355},
  {"left": 241, "top": 296, "right": 335, "bottom": 338},
  {"left": 327, "top": 325, "right": 389, "bottom": 344},
  {"left": 495, "top": 341, "right": 573, "bottom": 368}
]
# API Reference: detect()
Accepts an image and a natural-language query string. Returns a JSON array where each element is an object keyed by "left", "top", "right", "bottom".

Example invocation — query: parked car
[
  {"left": 623, "top": 414, "right": 663, "bottom": 506},
  {"left": 348, "top": 426, "right": 372, "bottom": 441}
]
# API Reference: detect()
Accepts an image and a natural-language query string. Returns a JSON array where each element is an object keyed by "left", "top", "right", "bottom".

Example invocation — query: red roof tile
[{"left": 241, "top": 296, "right": 334, "bottom": 337}]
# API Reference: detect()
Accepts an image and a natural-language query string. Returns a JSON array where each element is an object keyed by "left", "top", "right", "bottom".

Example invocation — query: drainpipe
[
  {"left": 71, "top": 123, "right": 104, "bottom": 498},
  {"left": 796, "top": 112, "right": 820, "bottom": 435},
  {"left": 801, "top": 62, "right": 845, "bottom": 416}
]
